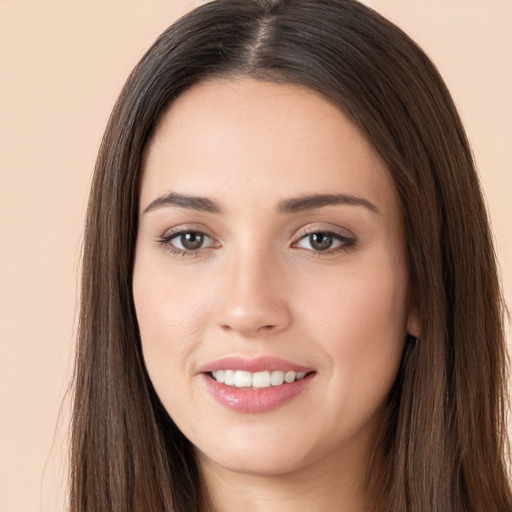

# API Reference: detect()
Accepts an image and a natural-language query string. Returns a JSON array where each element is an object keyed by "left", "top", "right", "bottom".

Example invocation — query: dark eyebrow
[
  {"left": 277, "top": 194, "right": 380, "bottom": 215},
  {"left": 143, "top": 192, "right": 222, "bottom": 214},
  {"left": 143, "top": 191, "right": 379, "bottom": 216}
]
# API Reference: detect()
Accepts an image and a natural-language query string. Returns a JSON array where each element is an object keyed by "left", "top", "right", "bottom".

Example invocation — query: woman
[{"left": 70, "top": 0, "right": 512, "bottom": 510}]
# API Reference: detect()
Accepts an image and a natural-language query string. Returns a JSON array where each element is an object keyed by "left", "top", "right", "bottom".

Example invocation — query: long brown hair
[{"left": 70, "top": 0, "right": 511, "bottom": 510}]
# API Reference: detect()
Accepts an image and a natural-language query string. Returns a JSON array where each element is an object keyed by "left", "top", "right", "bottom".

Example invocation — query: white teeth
[
  {"left": 270, "top": 370, "right": 285, "bottom": 386},
  {"left": 284, "top": 371, "right": 296, "bottom": 383},
  {"left": 210, "top": 369, "right": 308, "bottom": 388},
  {"left": 224, "top": 370, "right": 235, "bottom": 386},
  {"left": 234, "top": 370, "right": 252, "bottom": 388},
  {"left": 252, "top": 371, "right": 271, "bottom": 388}
]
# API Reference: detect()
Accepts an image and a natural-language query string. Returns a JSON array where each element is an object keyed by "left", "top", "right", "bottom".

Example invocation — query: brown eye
[
  {"left": 166, "top": 231, "right": 214, "bottom": 252},
  {"left": 309, "top": 233, "right": 334, "bottom": 251},
  {"left": 293, "top": 231, "right": 355, "bottom": 253},
  {"left": 178, "top": 232, "right": 204, "bottom": 250}
]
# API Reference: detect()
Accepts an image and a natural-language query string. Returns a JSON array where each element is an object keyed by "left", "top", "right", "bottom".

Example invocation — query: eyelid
[
  {"left": 293, "top": 223, "right": 355, "bottom": 242},
  {"left": 155, "top": 222, "right": 356, "bottom": 257},
  {"left": 157, "top": 224, "right": 221, "bottom": 256},
  {"left": 291, "top": 224, "right": 357, "bottom": 253},
  {"left": 159, "top": 223, "right": 216, "bottom": 240}
]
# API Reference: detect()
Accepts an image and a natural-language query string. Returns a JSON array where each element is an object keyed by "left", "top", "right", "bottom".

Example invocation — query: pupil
[
  {"left": 181, "top": 232, "right": 203, "bottom": 250},
  {"left": 310, "top": 233, "right": 333, "bottom": 251}
]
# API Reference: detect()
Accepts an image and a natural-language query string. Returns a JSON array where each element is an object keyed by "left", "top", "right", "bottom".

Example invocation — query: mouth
[
  {"left": 209, "top": 369, "right": 310, "bottom": 389},
  {"left": 199, "top": 356, "right": 316, "bottom": 413}
]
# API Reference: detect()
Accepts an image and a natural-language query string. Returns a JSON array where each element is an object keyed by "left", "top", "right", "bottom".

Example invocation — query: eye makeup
[{"left": 156, "top": 223, "right": 357, "bottom": 259}]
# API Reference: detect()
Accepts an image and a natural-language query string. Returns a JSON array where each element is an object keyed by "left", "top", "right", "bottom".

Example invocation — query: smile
[
  {"left": 211, "top": 370, "right": 307, "bottom": 388},
  {"left": 199, "top": 357, "right": 316, "bottom": 413}
]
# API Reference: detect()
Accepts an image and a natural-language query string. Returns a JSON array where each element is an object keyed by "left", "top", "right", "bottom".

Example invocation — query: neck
[{"left": 197, "top": 442, "right": 377, "bottom": 512}]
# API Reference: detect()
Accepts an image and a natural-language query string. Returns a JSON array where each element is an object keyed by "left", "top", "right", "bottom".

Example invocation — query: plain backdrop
[{"left": 1, "top": 1, "right": 511, "bottom": 511}]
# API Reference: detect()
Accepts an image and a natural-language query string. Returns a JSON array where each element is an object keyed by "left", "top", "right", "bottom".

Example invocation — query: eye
[
  {"left": 158, "top": 229, "right": 218, "bottom": 255},
  {"left": 293, "top": 231, "right": 355, "bottom": 253},
  {"left": 172, "top": 231, "right": 209, "bottom": 251}
]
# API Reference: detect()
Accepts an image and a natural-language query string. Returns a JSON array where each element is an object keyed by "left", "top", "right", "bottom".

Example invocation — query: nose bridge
[{"left": 217, "top": 241, "right": 290, "bottom": 337}]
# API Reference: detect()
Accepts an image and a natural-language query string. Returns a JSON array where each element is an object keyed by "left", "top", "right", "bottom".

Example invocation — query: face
[{"left": 133, "top": 78, "right": 416, "bottom": 479}]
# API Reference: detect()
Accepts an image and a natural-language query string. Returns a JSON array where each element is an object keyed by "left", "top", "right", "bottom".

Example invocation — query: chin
[
  {"left": 199, "top": 449, "right": 310, "bottom": 478},
  {"left": 194, "top": 429, "right": 319, "bottom": 478}
]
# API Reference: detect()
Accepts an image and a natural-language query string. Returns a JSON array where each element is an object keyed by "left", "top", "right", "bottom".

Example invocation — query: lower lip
[{"left": 200, "top": 373, "right": 315, "bottom": 413}]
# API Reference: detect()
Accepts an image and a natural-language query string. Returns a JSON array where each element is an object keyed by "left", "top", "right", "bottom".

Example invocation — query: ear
[{"left": 406, "top": 306, "right": 421, "bottom": 338}]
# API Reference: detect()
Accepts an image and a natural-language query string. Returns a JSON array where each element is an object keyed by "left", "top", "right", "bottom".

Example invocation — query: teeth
[
  {"left": 270, "top": 370, "right": 284, "bottom": 386},
  {"left": 210, "top": 369, "right": 309, "bottom": 388},
  {"left": 252, "top": 371, "right": 271, "bottom": 388},
  {"left": 224, "top": 370, "right": 235, "bottom": 386},
  {"left": 234, "top": 370, "right": 252, "bottom": 388},
  {"left": 284, "top": 371, "right": 296, "bottom": 383}
]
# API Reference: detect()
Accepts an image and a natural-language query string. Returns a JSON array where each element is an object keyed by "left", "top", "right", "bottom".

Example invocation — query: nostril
[{"left": 221, "top": 323, "right": 277, "bottom": 335}]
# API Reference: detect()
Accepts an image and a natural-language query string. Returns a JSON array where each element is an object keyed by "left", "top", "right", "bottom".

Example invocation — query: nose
[{"left": 215, "top": 249, "right": 291, "bottom": 338}]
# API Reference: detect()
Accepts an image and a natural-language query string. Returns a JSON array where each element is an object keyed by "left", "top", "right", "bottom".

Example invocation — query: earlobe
[{"left": 406, "top": 309, "right": 421, "bottom": 338}]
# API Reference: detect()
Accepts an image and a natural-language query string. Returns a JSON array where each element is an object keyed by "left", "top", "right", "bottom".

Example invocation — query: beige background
[{"left": 1, "top": 1, "right": 510, "bottom": 511}]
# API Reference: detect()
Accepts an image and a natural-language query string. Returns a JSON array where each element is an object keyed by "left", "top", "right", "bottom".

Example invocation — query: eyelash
[
  {"left": 157, "top": 227, "right": 356, "bottom": 257},
  {"left": 291, "top": 228, "right": 356, "bottom": 255},
  {"left": 157, "top": 228, "right": 218, "bottom": 258}
]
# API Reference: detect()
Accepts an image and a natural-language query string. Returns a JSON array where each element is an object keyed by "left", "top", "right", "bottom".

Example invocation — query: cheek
[
  {"left": 132, "top": 257, "right": 210, "bottom": 403},
  {"left": 300, "top": 259, "right": 408, "bottom": 392},
  {"left": 293, "top": 266, "right": 408, "bottom": 442},
  {"left": 133, "top": 270, "right": 213, "bottom": 436},
  {"left": 133, "top": 257, "right": 210, "bottom": 345},
  {"left": 302, "top": 263, "right": 407, "bottom": 336}
]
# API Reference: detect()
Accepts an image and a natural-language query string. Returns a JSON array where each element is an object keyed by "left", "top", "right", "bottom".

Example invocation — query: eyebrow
[
  {"left": 143, "top": 192, "right": 380, "bottom": 216},
  {"left": 277, "top": 194, "right": 380, "bottom": 215},
  {"left": 143, "top": 192, "right": 222, "bottom": 214}
]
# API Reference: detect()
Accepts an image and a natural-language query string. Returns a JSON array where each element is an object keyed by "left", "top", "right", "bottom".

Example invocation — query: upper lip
[{"left": 198, "top": 356, "right": 314, "bottom": 374}]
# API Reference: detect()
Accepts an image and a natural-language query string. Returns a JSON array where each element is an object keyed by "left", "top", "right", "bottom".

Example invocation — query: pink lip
[
  {"left": 198, "top": 356, "right": 316, "bottom": 413},
  {"left": 198, "top": 356, "right": 312, "bottom": 374},
  {"left": 200, "top": 373, "right": 315, "bottom": 413}
]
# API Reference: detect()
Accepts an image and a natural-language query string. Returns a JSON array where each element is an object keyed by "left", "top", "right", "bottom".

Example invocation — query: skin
[{"left": 133, "top": 78, "right": 419, "bottom": 512}]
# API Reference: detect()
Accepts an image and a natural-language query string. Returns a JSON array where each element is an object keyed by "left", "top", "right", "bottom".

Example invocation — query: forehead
[{"left": 140, "top": 78, "right": 399, "bottom": 217}]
